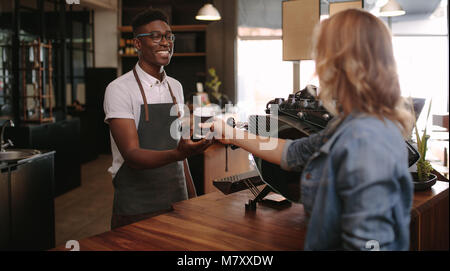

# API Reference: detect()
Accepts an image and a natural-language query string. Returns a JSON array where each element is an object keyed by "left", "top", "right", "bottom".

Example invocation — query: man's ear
[{"left": 134, "top": 36, "right": 143, "bottom": 53}]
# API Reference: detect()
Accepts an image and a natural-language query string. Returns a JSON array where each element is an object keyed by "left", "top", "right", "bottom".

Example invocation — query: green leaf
[{"left": 414, "top": 122, "right": 421, "bottom": 152}]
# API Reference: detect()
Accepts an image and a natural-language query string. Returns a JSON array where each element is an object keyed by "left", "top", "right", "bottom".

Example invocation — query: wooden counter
[
  {"left": 410, "top": 179, "right": 449, "bottom": 250},
  {"left": 53, "top": 181, "right": 448, "bottom": 251},
  {"left": 54, "top": 187, "right": 307, "bottom": 251}
]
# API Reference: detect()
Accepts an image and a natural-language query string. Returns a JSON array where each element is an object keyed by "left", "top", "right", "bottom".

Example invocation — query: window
[
  {"left": 66, "top": 8, "right": 94, "bottom": 106},
  {"left": 237, "top": 0, "right": 449, "bottom": 130},
  {"left": 376, "top": 0, "right": 449, "bottom": 167},
  {"left": 236, "top": 0, "right": 292, "bottom": 121},
  {"left": 387, "top": 0, "right": 449, "bottom": 130},
  {"left": 237, "top": 38, "right": 293, "bottom": 120}
]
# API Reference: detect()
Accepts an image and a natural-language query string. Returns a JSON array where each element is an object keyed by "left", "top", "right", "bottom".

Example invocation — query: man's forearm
[{"left": 124, "top": 148, "right": 184, "bottom": 169}]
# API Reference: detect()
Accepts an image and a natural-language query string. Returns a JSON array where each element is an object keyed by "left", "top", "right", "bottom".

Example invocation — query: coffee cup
[{"left": 192, "top": 107, "right": 215, "bottom": 141}]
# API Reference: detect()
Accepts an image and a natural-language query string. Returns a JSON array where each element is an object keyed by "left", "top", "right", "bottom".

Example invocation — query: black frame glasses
[{"left": 135, "top": 31, "right": 176, "bottom": 43}]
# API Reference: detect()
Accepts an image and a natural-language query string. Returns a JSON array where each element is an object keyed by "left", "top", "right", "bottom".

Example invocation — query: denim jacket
[{"left": 280, "top": 113, "right": 413, "bottom": 250}]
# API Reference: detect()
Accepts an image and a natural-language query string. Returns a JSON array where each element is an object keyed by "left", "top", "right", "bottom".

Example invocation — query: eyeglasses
[{"left": 135, "top": 31, "right": 176, "bottom": 43}]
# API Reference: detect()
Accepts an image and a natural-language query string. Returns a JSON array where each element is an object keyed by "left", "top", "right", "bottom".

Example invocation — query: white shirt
[{"left": 103, "top": 63, "right": 185, "bottom": 178}]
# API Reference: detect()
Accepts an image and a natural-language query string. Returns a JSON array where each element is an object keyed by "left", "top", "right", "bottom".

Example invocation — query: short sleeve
[{"left": 103, "top": 82, "right": 135, "bottom": 124}]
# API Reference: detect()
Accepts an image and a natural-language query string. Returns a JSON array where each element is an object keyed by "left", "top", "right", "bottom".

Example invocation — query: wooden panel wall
[
  {"left": 282, "top": 0, "right": 319, "bottom": 61},
  {"left": 329, "top": 1, "right": 363, "bottom": 16}
]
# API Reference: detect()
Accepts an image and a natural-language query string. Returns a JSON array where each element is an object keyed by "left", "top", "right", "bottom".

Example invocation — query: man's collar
[{"left": 135, "top": 62, "right": 168, "bottom": 86}]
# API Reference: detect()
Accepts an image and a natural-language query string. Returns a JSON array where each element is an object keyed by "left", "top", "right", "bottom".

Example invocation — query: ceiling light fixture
[
  {"left": 195, "top": 3, "right": 221, "bottom": 21},
  {"left": 379, "top": 0, "right": 406, "bottom": 17}
]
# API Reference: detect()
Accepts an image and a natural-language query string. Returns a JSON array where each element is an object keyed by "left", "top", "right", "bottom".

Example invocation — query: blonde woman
[{"left": 210, "top": 9, "right": 414, "bottom": 250}]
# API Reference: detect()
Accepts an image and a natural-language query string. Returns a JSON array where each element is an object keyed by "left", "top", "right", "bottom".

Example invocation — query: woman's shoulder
[
  {"left": 343, "top": 114, "right": 402, "bottom": 139},
  {"left": 332, "top": 114, "right": 406, "bottom": 155}
]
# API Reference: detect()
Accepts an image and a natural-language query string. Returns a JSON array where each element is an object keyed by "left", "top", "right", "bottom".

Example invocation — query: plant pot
[{"left": 411, "top": 172, "right": 437, "bottom": 191}]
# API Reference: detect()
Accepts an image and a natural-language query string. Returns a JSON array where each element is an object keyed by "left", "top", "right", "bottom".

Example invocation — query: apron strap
[
  {"left": 133, "top": 66, "right": 150, "bottom": 122},
  {"left": 167, "top": 83, "right": 181, "bottom": 118},
  {"left": 133, "top": 65, "right": 181, "bottom": 121}
]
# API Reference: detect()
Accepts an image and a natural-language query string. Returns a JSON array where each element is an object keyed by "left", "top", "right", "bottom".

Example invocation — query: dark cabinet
[
  {"left": 84, "top": 68, "right": 116, "bottom": 155},
  {"left": 5, "top": 118, "right": 81, "bottom": 196},
  {"left": 0, "top": 170, "right": 9, "bottom": 249},
  {"left": 0, "top": 152, "right": 55, "bottom": 251},
  {"left": 10, "top": 155, "right": 55, "bottom": 250},
  {"left": 52, "top": 120, "right": 81, "bottom": 195}
]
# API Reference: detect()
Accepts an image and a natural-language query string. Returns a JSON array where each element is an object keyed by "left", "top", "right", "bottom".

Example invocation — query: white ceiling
[
  {"left": 396, "top": 0, "right": 442, "bottom": 15},
  {"left": 322, "top": 0, "right": 444, "bottom": 16}
]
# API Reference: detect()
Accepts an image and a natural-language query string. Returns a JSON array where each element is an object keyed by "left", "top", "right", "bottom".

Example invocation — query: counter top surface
[
  {"left": 411, "top": 178, "right": 449, "bottom": 214},
  {"left": 0, "top": 150, "right": 55, "bottom": 169},
  {"left": 52, "top": 181, "right": 448, "bottom": 251},
  {"left": 53, "top": 187, "right": 308, "bottom": 251}
]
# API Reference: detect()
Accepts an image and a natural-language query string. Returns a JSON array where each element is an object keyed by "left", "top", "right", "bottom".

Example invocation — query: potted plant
[
  {"left": 411, "top": 99, "right": 437, "bottom": 190},
  {"left": 205, "top": 67, "right": 230, "bottom": 108}
]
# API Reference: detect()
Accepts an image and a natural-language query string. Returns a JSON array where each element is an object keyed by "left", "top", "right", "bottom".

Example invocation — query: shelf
[
  {"left": 119, "top": 52, "right": 206, "bottom": 57},
  {"left": 18, "top": 67, "right": 52, "bottom": 71},
  {"left": 118, "top": 24, "right": 207, "bottom": 33},
  {"left": 174, "top": 52, "right": 206, "bottom": 57},
  {"left": 120, "top": 54, "right": 137, "bottom": 57},
  {"left": 22, "top": 95, "right": 53, "bottom": 98},
  {"left": 23, "top": 118, "right": 54, "bottom": 123}
]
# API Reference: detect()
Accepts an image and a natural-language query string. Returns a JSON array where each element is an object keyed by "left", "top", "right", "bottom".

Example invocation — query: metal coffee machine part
[{"left": 267, "top": 85, "right": 331, "bottom": 129}]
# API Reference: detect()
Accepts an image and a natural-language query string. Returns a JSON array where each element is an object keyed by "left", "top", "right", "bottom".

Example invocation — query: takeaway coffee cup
[{"left": 193, "top": 107, "right": 215, "bottom": 141}]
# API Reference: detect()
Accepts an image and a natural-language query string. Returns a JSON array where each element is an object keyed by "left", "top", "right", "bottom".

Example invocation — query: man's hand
[{"left": 175, "top": 136, "right": 214, "bottom": 160}]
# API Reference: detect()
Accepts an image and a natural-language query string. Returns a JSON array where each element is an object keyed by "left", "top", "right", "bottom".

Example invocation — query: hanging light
[
  {"left": 379, "top": 0, "right": 406, "bottom": 17},
  {"left": 195, "top": 3, "right": 221, "bottom": 21}
]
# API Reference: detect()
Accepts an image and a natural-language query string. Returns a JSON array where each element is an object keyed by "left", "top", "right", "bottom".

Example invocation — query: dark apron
[{"left": 111, "top": 66, "right": 187, "bottom": 228}]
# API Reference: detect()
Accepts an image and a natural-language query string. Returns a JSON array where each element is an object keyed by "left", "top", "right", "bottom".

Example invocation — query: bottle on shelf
[{"left": 118, "top": 38, "right": 125, "bottom": 55}]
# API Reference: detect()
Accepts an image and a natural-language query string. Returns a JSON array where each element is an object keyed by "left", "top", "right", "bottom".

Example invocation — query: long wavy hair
[{"left": 312, "top": 9, "right": 413, "bottom": 137}]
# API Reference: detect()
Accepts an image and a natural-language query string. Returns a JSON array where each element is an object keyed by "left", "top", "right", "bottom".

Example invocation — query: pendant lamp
[
  {"left": 379, "top": 0, "right": 406, "bottom": 17},
  {"left": 196, "top": 3, "right": 221, "bottom": 21}
]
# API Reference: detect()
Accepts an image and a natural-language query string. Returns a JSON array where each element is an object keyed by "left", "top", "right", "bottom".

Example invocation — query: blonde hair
[{"left": 312, "top": 9, "right": 413, "bottom": 137}]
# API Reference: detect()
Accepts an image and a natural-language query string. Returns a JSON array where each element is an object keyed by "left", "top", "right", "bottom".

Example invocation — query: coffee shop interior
[{"left": 0, "top": 0, "right": 448, "bottom": 251}]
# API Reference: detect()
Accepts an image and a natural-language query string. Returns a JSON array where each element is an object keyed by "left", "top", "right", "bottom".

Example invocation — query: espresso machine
[{"left": 213, "top": 85, "right": 331, "bottom": 209}]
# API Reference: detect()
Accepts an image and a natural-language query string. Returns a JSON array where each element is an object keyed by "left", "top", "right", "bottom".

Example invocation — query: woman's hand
[
  {"left": 203, "top": 118, "right": 235, "bottom": 145},
  {"left": 201, "top": 117, "right": 285, "bottom": 166}
]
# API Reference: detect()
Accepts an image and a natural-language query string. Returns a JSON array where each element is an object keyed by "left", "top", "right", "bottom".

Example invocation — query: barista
[{"left": 103, "top": 8, "right": 212, "bottom": 229}]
